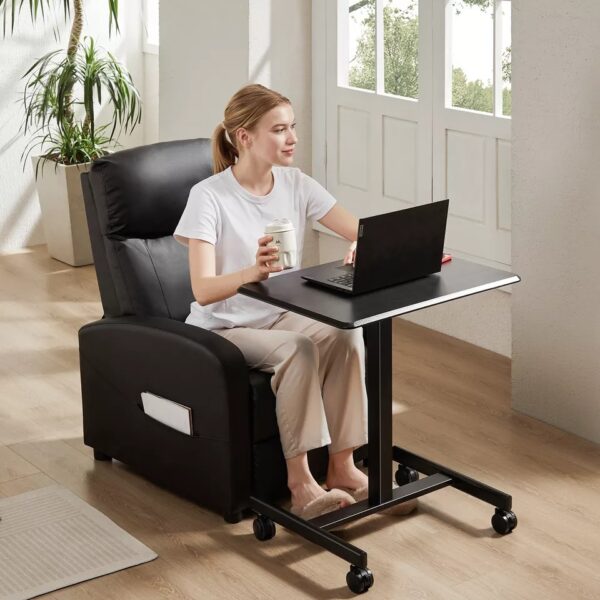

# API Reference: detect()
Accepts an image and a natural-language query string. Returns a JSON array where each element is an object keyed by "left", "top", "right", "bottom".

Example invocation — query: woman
[{"left": 174, "top": 83, "right": 412, "bottom": 520}]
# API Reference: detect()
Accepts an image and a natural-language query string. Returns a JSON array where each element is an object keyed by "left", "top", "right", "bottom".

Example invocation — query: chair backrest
[{"left": 82, "top": 138, "right": 213, "bottom": 320}]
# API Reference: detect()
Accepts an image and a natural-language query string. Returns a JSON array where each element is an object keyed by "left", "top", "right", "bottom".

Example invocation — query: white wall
[
  {"left": 159, "top": 0, "right": 318, "bottom": 267},
  {"left": 144, "top": 52, "right": 160, "bottom": 145},
  {"left": 159, "top": 1, "right": 250, "bottom": 143},
  {"left": 160, "top": 0, "right": 312, "bottom": 171},
  {"left": 0, "top": 2, "right": 146, "bottom": 254},
  {"left": 512, "top": 0, "right": 600, "bottom": 443}
]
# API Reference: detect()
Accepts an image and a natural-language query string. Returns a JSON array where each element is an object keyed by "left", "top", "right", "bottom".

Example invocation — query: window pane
[
  {"left": 348, "top": 0, "right": 376, "bottom": 92},
  {"left": 451, "top": 0, "right": 493, "bottom": 113},
  {"left": 384, "top": 0, "right": 418, "bottom": 99},
  {"left": 501, "top": 1, "right": 511, "bottom": 116}
]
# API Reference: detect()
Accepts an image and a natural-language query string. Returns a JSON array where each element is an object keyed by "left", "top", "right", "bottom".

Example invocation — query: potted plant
[{"left": 1, "top": 0, "right": 142, "bottom": 266}]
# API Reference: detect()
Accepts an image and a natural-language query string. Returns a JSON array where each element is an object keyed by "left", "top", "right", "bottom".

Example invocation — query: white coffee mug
[{"left": 264, "top": 218, "right": 297, "bottom": 269}]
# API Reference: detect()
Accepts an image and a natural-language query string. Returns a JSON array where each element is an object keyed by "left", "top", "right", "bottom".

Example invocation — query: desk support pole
[{"left": 364, "top": 318, "right": 393, "bottom": 505}]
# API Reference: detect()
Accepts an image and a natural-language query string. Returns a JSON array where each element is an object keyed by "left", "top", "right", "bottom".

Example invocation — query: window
[
  {"left": 341, "top": 0, "right": 511, "bottom": 115},
  {"left": 346, "top": 0, "right": 376, "bottom": 92},
  {"left": 383, "top": 0, "right": 419, "bottom": 99},
  {"left": 344, "top": 0, "right": 419, "bottom": 100},
  {"left": 449, "top": 0, "right": 511, "bottom": 116}
]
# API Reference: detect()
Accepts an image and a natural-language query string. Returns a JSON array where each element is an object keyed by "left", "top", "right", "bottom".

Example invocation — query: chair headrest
[{"left": 89, "top": 138, "right": 213, "bottom": 239}]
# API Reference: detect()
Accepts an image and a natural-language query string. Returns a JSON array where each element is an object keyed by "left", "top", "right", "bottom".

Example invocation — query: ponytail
[{"left": 212, "top": 122, "right": 238, "bottom": 175}]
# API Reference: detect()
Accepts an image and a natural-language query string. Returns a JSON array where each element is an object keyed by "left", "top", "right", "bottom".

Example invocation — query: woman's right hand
[{"left": 248, "top": 235, "right": 284, "bottom": 282}]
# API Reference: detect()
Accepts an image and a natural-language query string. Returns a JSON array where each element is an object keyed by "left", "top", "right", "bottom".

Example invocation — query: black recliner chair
[{"left": 78, "top": 138, "right": 366, "bottom": 523}]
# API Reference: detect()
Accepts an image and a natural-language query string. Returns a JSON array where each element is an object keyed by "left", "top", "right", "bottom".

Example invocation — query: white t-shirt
[{"left": 173, "top": 165, "right": 337, "bottom": 330}]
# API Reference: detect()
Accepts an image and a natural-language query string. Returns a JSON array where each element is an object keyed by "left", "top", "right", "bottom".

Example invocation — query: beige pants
[{"left": 213, "top": 310, "right": 368, "bottom": 459}]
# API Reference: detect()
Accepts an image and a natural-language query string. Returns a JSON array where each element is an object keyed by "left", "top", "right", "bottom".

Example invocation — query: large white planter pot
[{"left": 32, "top": 157, "right": 93, "bottom": 267}]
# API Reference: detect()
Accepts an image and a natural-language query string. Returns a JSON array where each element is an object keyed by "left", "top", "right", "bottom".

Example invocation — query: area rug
[{"left": 0, "top": 485, "right": 157, "bottom": 600}]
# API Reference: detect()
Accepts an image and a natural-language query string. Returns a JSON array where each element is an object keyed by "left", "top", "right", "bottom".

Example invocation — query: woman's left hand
[{"left": 343, "top": 240, "right": 357, "bottom": 265}]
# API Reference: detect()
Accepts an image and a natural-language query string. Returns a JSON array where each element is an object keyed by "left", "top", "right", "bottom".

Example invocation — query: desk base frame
[{"left": 249, "top": 318, "right": 516, "bottom": 591}]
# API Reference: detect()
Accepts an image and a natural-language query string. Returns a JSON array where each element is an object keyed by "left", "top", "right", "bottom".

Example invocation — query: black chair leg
[
  {"left": 224, "top": 510, "right": 244, "bottom": 524},
  {"left": 93, "top": 449, "right": 112, "bottom": 461}
]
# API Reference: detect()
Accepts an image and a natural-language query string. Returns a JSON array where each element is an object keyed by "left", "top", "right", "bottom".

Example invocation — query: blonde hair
[{"left": 212, "top": 83, "right": 291, "bottom": 174}]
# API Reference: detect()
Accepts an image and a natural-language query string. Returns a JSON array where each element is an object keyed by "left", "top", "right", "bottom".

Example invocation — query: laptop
[{"left": 300, "top": 199, "right": 450, "bottom": 295}]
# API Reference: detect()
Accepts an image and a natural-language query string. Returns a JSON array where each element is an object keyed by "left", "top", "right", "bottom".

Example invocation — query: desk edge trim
[{"left": 353, "top": 276, "right": 520, "bottom": 327}]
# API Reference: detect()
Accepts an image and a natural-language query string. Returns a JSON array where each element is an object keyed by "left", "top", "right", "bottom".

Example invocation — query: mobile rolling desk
[{"left": 238, "top": 257, "right": 520, "bottom": 594}]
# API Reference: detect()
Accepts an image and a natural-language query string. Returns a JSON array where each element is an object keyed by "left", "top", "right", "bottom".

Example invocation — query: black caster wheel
[
  {"left": 253, "top": 515, "right": 276, "bottom": 541},
  {"left": 346, "top": 565, "right": 374, "bottom": 594},
  {"left": 395, "top": 465, "right": 419, "bottom": 486},
  {"left": 491, "top": 508, "right": 518, "bottom": 535},
  {"left": 93, "top": 449, "right": 112, "bottom": 461}
]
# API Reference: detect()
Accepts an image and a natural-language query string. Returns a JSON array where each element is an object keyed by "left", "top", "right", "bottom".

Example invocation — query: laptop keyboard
[{"left": 327, "top": 272, "right": 354, "bottom": 288}]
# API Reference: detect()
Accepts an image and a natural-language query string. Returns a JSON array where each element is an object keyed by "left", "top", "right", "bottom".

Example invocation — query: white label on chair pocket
[{"left": 141, "top": 391, "right": 193, "bottom": 435}]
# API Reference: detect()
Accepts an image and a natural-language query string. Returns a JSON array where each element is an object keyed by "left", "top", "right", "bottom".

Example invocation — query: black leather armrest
[{"left": 78, "top": 316, "right": 249, "bottom": 443}]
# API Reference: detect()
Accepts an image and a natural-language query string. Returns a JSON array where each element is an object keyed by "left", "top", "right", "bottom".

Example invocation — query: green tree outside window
[{"left": 348, "top": 0, "right": 511, "bottom": 115}]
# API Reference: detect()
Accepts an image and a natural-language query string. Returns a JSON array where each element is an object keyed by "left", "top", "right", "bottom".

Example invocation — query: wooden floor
[{"left": 1, "top": 245, "right": 599, "bottom": 600}]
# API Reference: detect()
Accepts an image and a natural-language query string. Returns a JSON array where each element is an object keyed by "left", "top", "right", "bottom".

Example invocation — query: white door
[{"left": 314, "top": 0, "right": 512, "bottom": 268}]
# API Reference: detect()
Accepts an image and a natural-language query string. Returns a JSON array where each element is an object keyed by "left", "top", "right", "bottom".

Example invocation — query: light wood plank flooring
[{"left": 1, "top": 245, "right": 599, "bottom": 599}]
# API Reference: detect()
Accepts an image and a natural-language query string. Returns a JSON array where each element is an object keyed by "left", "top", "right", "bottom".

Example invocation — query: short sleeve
[
  {"left": 300, "top": 172, "right": 337, "bottom": 221},
  {"left": 173, "top": 186, "right": 220, "bottom": 246}
]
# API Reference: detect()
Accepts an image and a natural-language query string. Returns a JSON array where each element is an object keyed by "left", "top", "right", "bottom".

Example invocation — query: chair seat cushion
[{"left": 248, "top": 369, "right": 279, "bottom": 443}]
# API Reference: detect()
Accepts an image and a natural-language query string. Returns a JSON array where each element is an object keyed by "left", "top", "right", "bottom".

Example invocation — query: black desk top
[{"left": 238, "top": 257, "right": 520, "bottom": 329}]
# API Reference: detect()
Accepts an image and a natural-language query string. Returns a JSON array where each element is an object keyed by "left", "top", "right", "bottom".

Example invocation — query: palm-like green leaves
[
  {"left": 1, "top": 0, "right": 140, "bottom": 167},
  {"left": 107, "top": 0, "right": 119, "bottom": 35},
  {"left": 29, "top": 122, "right": 112, "bottom": 177},
  {"left": 0, "top": 1, "right": 119, "bottom": 36},
  {"left": 22, "top": 37, "right": 141, "bottom": 165}
]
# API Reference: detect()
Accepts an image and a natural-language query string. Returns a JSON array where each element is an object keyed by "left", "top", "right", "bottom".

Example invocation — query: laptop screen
[{"left": 352, "top": 199, "right": 449, "bottom": 293}]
